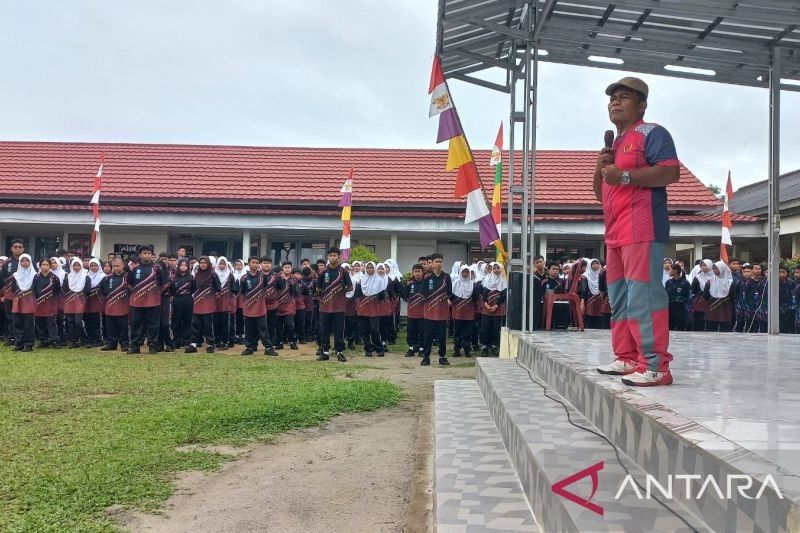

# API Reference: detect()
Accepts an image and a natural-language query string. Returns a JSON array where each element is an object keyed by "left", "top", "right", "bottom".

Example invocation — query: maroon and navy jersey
[
  {"left": 405, "top": 279, "right": 426, "bottom": 319},
  {"left": 602, "top": 120, "right": 679, "bottom": 247},
  {"left": 102, "top": 274, "right": 131, "bottom": 317},
  {"left": 317, "top": 266, "right": 352, "bottom": 314},
  {"left": 33, "top": 273, "right": 60, "bottom": 317},
  {"left": 422, "top": 271, "right": 452, "bottom": 322},
  {"left": 240, "top": 272, "right": 267, "bottom": 318}
]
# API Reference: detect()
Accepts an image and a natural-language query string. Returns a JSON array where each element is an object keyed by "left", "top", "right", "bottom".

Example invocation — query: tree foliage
[{"left": 347, "top": 244, "right": 380, "bottom": 264}]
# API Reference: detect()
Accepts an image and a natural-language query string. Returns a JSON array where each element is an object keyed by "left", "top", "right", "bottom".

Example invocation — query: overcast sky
[{"left": 1, "top": 1, "right": 798, "bottom": 191}]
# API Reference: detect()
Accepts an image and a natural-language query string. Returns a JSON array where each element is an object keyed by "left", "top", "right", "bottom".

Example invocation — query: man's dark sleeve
[{"left": 343, "top": 271, "right": 353, "bottom": 292}]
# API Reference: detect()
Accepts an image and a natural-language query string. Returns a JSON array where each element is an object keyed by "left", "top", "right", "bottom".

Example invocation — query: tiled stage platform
[{"left": 434, "top": 331, "right": 800, "bottom": 532}]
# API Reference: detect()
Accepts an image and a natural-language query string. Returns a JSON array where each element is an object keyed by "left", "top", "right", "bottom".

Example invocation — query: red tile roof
[
  {"left": 0, "top": 203, "right": 760, "bottom": 223},
  {"left": 0, "top": 141, "right": 719, "bottom": 208}
]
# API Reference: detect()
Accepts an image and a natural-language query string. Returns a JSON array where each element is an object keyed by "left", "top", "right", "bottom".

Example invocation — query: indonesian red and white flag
[
  {"left": 428, "top": 56, "right": 454, "bottom": 117},
  {"left": 720, "top": 171, "right": 733, "bottom": 262},
  {"left": 90, "top": 153, "right": 105, "bottom": 257}
]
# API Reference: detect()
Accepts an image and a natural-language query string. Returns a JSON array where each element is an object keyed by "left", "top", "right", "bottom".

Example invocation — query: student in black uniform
[{"left": 170, "top": 259, "right": 194, "bottom": 349}]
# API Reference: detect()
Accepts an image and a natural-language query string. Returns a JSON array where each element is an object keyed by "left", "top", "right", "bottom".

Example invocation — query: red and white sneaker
[
  {"left": 621, "top": 370, "right": 673, "bottom": 387},
  {"left": 596, "top": 359, "right": 637, "bottom": 375}
]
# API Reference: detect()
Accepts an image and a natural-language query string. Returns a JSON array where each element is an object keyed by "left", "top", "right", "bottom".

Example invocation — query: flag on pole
[
  {"left": 489, "top": 123, "right": 503, "bottom": 261},
  {"left": 89, "top": 153, "right": 105, "bottom": 258},
  {"left": 428, "top": 55, "right": 506, "bottom": 255},
  {"left": 338, "top": 168, "right": 353, "bottom": 261},
  {"left": 720, "top": 171, "right": 733, "bottom": 262}
]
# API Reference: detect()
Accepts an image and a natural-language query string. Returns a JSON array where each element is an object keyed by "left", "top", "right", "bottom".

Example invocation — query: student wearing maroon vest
[
  {"left": 403, "top": 264, "right": 426, "bottom": 358},
  {"left": 211, "top": 257, "right": 235, "bottom": 350},
  {"left": 127, "top": 246, "right": 168, "bottom": 354},
  {"left": 451, "top": 264, "right": 480, "bottom": 358},
  {"left": 63, "top": 258, "right": 91, "bottom": 348},
  {"left": 299, "top": 267, "right": 315, "bottom": 343},
  {"left": 34, "top": 258, "right": 61, "bottom": 349},
  {"left": 480, "top": 262, "right": 508, "bottom": 357},
  {"left": 240, "top": 257, "right": 278, "bottom": 356},
  {"left": 355, "top": 261, "right": 386, "bottom": 357},
  {"left": 343, "top": 263, "right": 359, "bottom": 350},
  {"left": 169, "top": 259, "right": 193, "bottom": 349},
  {"left": 293, "top": 268, "right": 308, "bottom": 343},
  {"left": 275, "top": 262, "right": 298, "bottom": 350},
  {"left": 50, "top": 257, "right": 68, "bottom": 346},
  {"left": 84, "top": 258, "right": 106, "bottom": 348},
  {"left": 261, "top": 258, "right": 284, "bottom": 349},
  {"left": 421, "top": 253, "right": 452, "bottom": 366},
  {"left": 10, "top": 254, "right": 36, "bottom": 351},
  {"left": 156, "top": 256, "right": 175, "bottom": 352},
  {"left": 3, "top": 239, "right": 25, "bottom": 345},
  {"left": 100, "top": 259, "right": 130, "bottom": 351},
  {"left": 316, "top": 247, "right": 352, "bottom": 362},
  {"left": 186, "top": 256, "right": 220, "bottom": 353},
  {"left": 377, "top": 263, "right": 398, "bottom": 347}
]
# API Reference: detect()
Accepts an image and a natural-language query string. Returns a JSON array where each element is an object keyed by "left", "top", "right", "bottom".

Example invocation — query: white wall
[
  {"left": 101, "top": 231, "right": 168, "bottom": 257},
  {"left": 397, "top": 239, "right": 436, "bottom": 275}
]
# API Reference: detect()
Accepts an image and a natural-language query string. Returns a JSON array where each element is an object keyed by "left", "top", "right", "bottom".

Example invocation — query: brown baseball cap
[{"left": 605, "top": 76, "right": 649, "bottom": 98}]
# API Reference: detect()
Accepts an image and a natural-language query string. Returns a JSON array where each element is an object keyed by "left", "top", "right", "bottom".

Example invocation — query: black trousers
[
  {"left": 213, "top": 311, "right": 230, "bottom": 346},
  {"left": 277, "top": 313, "right": 295, "bottom": 344},
  {"left": 705, "top": 320, "right": 731, "bottom": 332},
  {"left": 379, "top": 315, "right": 395, "bottom": 343},
  {"left": 84, "top": 312, "right": 102, "bottom": 344},
  {"left": 358, "top": 316, "right": 383, "bottom": 354},
  {"left": 65, "top": 313, "right": 85, "bottom": 344},
  {"left": 780, "top": 311, "right": 795, "bottom": 334},
  {"left": 171, "top": 296, "right": 192, "bottom": 348},
  {"left": 35, "top": 315, "right": 59, "bottom": 344},
  {"left": 294, "top": 309, "right": 306, "bottom": 341},
  {"left": 158, "top": 298, "right": 173, "bottom": 349},
  {"left": 191, "top": 313, "right": 214, "bottom": 345},
  {"left": 232, "top": 308, "right": 244, "bottom": 338},
  {"left": 311, "top": 302, "right": 320, "bottom": 340},
  {"left": 130, "top": 306, "right": 160, "bottom": 348},
  {"left": 345, "top": 315, "right": 358, "bottom": 344},
  {"left": 244, "top": 314, "right": 271, "bottom": 350},
  {"left": 304, "top": 310, "right": 314, "bottom": 340},
  {"left": 668, "top": 302, "right": 687, "bottom": 331},
  {"left": 0, "top": 301, "right": 6, "bottom": 339},
  {"left": 423, "top": 319, "right": 447, "bottom": 359},
  {"left": 471, "top": 315, "right": 481, "bottom": 347},
  {"left": 105, "top": 315, "right": 130, "bottom": 349},
  {"left": 319, "top": 311, "right": 345, "bottom": 353},
  {"left": 56, "top": 310, "right": 66, "bottom": 344},
  {"left": 453, "top": 319, "right": 473, "bottom": 354},
  {"left": 692, "top": 311, "right": 705, "bottom": 331},
  {"left": 13, "top": 313, "right": 34, "bottom": 348},
  {"left": 4, "top": 299, "right": 13, "bottom": 340},
  {"left": 407, "top": 317, "right": 423, "bottom": 352},
  {"left": 266, "top": 309, "right": 278, "bottom": 346},
  {"left": 585, "top": 315, "right": 602, "bottom": 329},
  {"left": 480, "top": 315, "right": 502, "bottom": 348}
]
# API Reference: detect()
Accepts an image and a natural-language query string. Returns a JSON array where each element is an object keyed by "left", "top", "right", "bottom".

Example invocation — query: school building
[{"left": 0, "top": 141, "right": 767, "bottom": 270}]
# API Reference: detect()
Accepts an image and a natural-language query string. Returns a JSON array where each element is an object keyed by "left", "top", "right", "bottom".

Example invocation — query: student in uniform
[
  {"left": 10, "top": 254, "right": 36, "bottom": 351},
  {"left": 542, "top": 261, "right": 569, "bottom": 329},
  {"left": 63, "top": 258, "right": 90, "bottom": 349},
  {"left": 0, "top": 256, "right": 6, "bottom": 342},
  {"left": 49, "top": 256, "right": 67, "bottom": 345},
  {"left": 186, "top": 256, "right": 219, "bottom": 353},
  {"left": 451, "top": 264, "right": 479, "bottom": 358},
  {"left": 127, "top": 246, "right": 167, "bottom": 354},
  {"left": 34, "top": 258, "right": 61, "bottom": 349},
  {"left": 84, "top": 258, "right": 106, "bottom": 347},
  {"left": 354, "top": 261, "right": 386, "bottom": 357},
  {"left": 316, "top": 247, "right": 352, "bottom": 362},
  {"left": 375, "top": 263, "right": 394, "bottom": 353},
  {"left": 262, "top": 258, "right": 283, "bottom": 348},
  {"left": 580, "top": 259, "right": 604, "bottom": 329},
  {"left": 404, "top": 264, "right": 426, "bottom": 358},
  {"left": 300, "top": 267, "right": 315, "bottom": 342},
  {"left": 232, "top": 259, "right": 246, "bottom": 344},
  {"left": 3, "top": 239, "right": 26, "bottom": 345},
  {"left": 690, "top": 259, "right": 714, "bottom": 331},
  {"left": 169, "top": 259, "right": 193, "bottom": 349},
  {"left": 343, "top": 263, "right": 359, "bottom": 350},
  {"left": 292, "top": 268, "right": 308, "bottom": 343},
  {"left": 240, "top": 257, "right": 278, "bottom": 356},
  {"left": 100, "top": 258, "right": 131, "bottom": 351},
  {"left": 212, "top": 257, "right": 235, "bottom": 350},
  {"left": 480, "top": 262, "right": 507, "bottom": 357},
  {"left": 155, "top": 255, "right": 174, "bottom": 352},
  {"left": 470, "top": 263, "right": 485, "bottom": 350},
  {"left": 665, "top": 263, "right": 691, "bottom": 331},
  {"left": 383, "top": 259, "right": 401, "bottom": 342},
  {"left": 704, "top": 260, "right": 733, "bottom": 332},
  {"left": 312, "top": 259, "right": 325, "bottom": 341},
  {"left": 421, "top": 253, "right": 451, "bottom": 367},
  {"left": 778, "top": 266, "right": 796, "bottom": 334},
  {"left": 276, "top": 261, "right": 298, "bottom": 350}
]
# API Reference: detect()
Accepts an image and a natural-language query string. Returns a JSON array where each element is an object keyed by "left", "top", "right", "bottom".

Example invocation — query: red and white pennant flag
[
  {"left": 90, "top": 153, "right": 105, "bottom": 258},
  {"left": 720, "top": 171, "right": 733, "bottom": 262}
]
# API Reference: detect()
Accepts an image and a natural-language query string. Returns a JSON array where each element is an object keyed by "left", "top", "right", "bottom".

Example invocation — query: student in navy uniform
[
  {"left": 292, "top": 268, "right": 308, "bottom": 343},
  {"left": 100, "top": 258, "right": 131, "bottom": 351},
  {"left": 275, "top": 261, "right": 298, "bottom": 350},
  {"left": 450, "top": 264, "right": 479, "bottom": 358},
  {"left": 84, "top": 258, "right": 106, "bottom": 348},
  {"left": 354, "top": 261, "right": 386, "bottom": 357},
  {"left": 231, "top": 259, "right": 246, "bottom": 344},
  {"left": 778, "top": 265, "right": 796, "bottom": 334},
  {"left": 127, "top": 245, "right": 168, "bottom": 354},
  {"left": 212, "top": 257, "right": 235, "bottom": 350},
  {"left": 49, "top": 257, "right": 67, "bottom": 345},
  {"left": 403, "top": 264, "right": 426, "bottom": 357},
  {"left": 186, "top": 256, "right": 220, "bottom": 353},
  {"left": 665, "top": 263, "right": 691, "bottom": 331},
  {"left": 33, "top": 258, "right": 61, "bottom": 349},
  {"left": 311, "top": 259, "right": 325, "bottom": 341},
  {"left": 169, "top": 259, "right": 193, "bottom": 349},
  {"left": 240, "top": 257, "right": 278, "bottom": 356},
  {"left": 580, "top": 259, "right": 604, "bottom": 329},
  {"left": 704, "top": 261, "right": 733, "bottom": 332},
  {"left": 542, "top": 261, "right": 569, "bottom": 329},
  {"left": 690, "top": 259, "right": 713, "bottom": 332},
  {"left": 63, "top": 258, "right": 91, "bottom": 348},
  {"left": 300, "top": 267, "right": 315, "bottom": 342},
  {"left": 262, "top": 258, "right": 283, "bottom": 349},
  {"left": 156, "top": 255, "right": 174, "bottom": 352},
  {"left": 3, "top": 239, "right": 25, "bottom": 345},
  {"left": 10, "top": 254, "right": 36, "bottom": 351},
  {"left": 421, "top": 253, "right": 452, "bottom": 367},
  {"left": 316, "top": 247, "right": 353, "bottom": 362},
  {"left": 480, "top": 262, "right": 507, "bottom": 357},
  {"left": 343, "top": 263, "right": 359, "bottom": 350}
]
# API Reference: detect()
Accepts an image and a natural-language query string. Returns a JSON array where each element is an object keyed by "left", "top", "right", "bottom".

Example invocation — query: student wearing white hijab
[
  {"left": 84, "top": 258, "right": 107, "bottom": 347},
  {"left": 10, "top": 254, "right": 36, "bottom": 351},
  {"left": 690, "top": 259, "right": 714, "bottom": 331},
  {"left": 451, "top": 264, "right": 479, "bottom": 358},
  {"left": 662, "top": 258, "right": 673, "bottom": 287},
  {"left": 580, "top": 259, "right": 604, "bottom": 329},
  {"left": 704, "top": 260, "right": 734, "bottom": 332},
  {"left": 212, "top": 257, "right": 235, "bottom": 350},
  {"left": 63, "top": 258, "right": 90, "bottom": 348},
  {"left": 383, "top": 259, "right": 403, "bottom": 336},
  {"left": 340, "top": 262, "right": 359, "bottom": 350},
  {"left": 376, "top": 263, "right": 395, "bottom": 351},
  {"left": 33, "top": 257, "right": 62, "bottom": 349},
  {"left": 354, "top": 261, "right": 387, "bottom": 356},
  {"left": 231, "top": 259, "right": 246, "bottom": 345},
  {"left": 480, "top": 262, "right": 508, "bottom": 357}
]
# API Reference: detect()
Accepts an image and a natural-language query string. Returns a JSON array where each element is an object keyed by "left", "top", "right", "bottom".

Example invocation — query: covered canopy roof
[{"left": 437, "top": 0, "right": 800, "bottom": 92}]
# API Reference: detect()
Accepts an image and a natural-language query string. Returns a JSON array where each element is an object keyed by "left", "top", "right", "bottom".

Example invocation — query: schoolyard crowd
[{"left": 0, "top": 240, "right": 509, "bottom": 366}]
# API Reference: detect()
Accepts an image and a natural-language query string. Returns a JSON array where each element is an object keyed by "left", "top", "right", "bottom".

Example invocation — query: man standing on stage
[{"left": 593, "top": 77, "right": 680, "bottom": 387}]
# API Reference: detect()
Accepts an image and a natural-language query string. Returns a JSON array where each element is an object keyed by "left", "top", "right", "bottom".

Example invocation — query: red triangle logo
[{"left": 551, "top": 461, "right": 604, "bottom": 516}]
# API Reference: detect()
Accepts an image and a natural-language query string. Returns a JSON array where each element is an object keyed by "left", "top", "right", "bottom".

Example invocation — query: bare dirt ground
[{"left": 120, "top": 343, "right": 475, "bottom": 533}]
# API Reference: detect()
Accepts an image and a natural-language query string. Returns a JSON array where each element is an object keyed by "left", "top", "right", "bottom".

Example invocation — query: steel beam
[{"left": 768, "top": 46, "right": 782, "bottom": 335}]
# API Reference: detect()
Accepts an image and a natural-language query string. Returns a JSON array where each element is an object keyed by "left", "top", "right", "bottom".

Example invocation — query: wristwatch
[{"left": 620, "top": 170, "right": 632, "bottom": 185}]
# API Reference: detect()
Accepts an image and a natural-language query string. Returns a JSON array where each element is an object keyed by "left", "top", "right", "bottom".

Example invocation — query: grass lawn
[{"left": 0, "top": 346, "right": 402, "bottom": 532}]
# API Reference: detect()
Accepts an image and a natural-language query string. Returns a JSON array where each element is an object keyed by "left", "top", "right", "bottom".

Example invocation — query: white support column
[
  {"left": 599, "top": 241, "right": 606, "bottom": 261},
  {"left": 390, "top": 234, "right": 398, "bottom": 260},
  {"left": 62, "top": 230, "right": 70, "bottom": 254},
  {"left": 538, "top": 234, "right": 547, "bottom": 260},
  {"left": 793, "top": 234, "right": 800, "bottom": 258},
  {"left": 242, "top": 229, "right": 251, "bottom": 260},
  {"left": 260, "top": 234, "right": 268, "bottom": 258},
  {"left": 693, "top": 238, "right": 703, "bottom": 265}
]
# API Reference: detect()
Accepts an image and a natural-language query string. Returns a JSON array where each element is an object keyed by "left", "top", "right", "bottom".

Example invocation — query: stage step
[
  {"left": 475, "top": 357, "right": 710, "bottom": 532},
  {"left": 515, "top": 331, "right": 799, "bottom": 533},
  {"left": 434, "top": 380, "right": 538, "bottom": 532}
]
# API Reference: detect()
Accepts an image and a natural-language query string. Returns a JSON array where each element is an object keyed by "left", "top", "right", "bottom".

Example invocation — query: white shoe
[
  {"left": 596, "top": 358, "right": 637, "bottom": 375},
  {"left": 621, "top": 370, "right": 673, "bottom": 387}
]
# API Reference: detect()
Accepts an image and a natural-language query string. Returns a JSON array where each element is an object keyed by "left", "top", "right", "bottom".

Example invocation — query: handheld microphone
[{"left": 604, "top": 130, "right": 614, "bottom": 149}]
